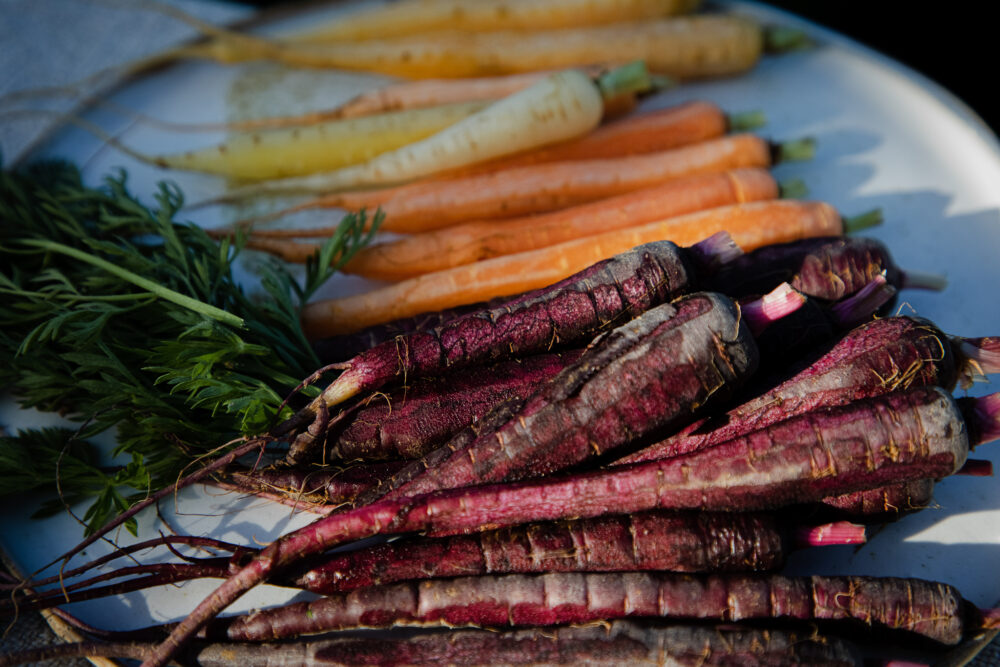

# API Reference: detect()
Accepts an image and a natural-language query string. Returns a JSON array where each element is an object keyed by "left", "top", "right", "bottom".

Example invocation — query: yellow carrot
[
  {"left": 301, "top": 200, "right": 850, "bottom": 338},
  {"left": 290, "top": 0, "right": 703, "bottom": 43},
  {"left": 152, "top": 101, "right": 487, "bottom": 180}
]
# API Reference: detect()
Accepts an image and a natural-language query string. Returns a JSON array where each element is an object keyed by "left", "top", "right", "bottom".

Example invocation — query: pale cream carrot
[
  {"left": 301, "top": 200, "right": 848, "bottom": 338},
  {"left": 327, "top": 168, "right": 779, "bottom": 280},
  {"left": 244, "top": 133, "right": 783, "bottom": 236}
]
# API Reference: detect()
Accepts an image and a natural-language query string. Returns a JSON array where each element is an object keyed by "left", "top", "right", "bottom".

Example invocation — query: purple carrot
[
  {"left": 615, "top": 315, "right": 975, "bottom": 466},
  {"left": 355, "top": 291, "right": 758, "bottom": 505},
  {"left": 278, "top": 236, "right": 740, "bottom": 463},
  {"left": 196, "top": 622, "right": 862, "bottom": 667},
  {"left": 225, "top": 460, "right": 407, "bottom": 506},
  {"left": 709, "top": 235, "right": 946, "bottom": 300},
  {"left": 214, "top": 571, "right": 988, "bottom": 647},
  {"left": 142, "top": 386, "right": 994, "bottom": 666},
  {"left": 288, "top": 510, "right": 862, "bottom": 595},
  {"left": 323, "top": 349, "right": 585, "bottom": 461}
]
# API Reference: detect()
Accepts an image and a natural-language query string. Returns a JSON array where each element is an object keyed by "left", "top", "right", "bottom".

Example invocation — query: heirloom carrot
[
  {"left": 302, "top": 200, "right": 866, "bottom": 338},
  {"left": 236, "top": 132, "right": 796, "bottom": 234},
  {"left": 335, "top": 167, "right": 780, "bottom": 280}
]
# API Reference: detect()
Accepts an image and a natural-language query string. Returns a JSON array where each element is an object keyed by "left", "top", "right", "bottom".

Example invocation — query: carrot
[
  {"left": 286, "top": 236, "right": 731, "bottom": 444},
  {"left": 141, "top": 386, "right": 997, "bottom": 665},
  {"left": 144, "top": 101, "right": 488, "bottom": 181},
  {"left": 291, "top": 511, "right": 860, "bottom": 595},
  {"left": 212, "top": 64, "right": 648, "bottom": 201},
  {"left": 238, "top": 132, "right": 794, "bottom": 235},
  {"left": 352, "top": 291, "right": 758, "bottom": 500},
  {"left": 202, "top": 624, "right": 859, "bottom": 667},
  {"left": 711, "top": 235, "right": 948, "bottom": 300},
  {"left": 179, "top": 15, "right": 763, "bottom": 80},
  {"left": 287, "top": 0, "right": 703, "bottom": 43},
  {"left": 337, "top": 167, "right": 780, "bottom": 280},
  {"left": 302, "top": 200, "right": 868, "bottom": 338},
  {"left": 323, "top": 350, "right": 585, "bottom": 461}
]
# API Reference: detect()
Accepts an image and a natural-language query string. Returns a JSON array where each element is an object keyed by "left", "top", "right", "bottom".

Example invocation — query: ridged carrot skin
[
  {"left": 149, "top": 386, "right": 974, "bottom": 662},
  {"left": 302, "top": 199, "right": 841, "bottom": 338},
  {"left": 218, "top": 571, "right": 970, "bottom": 646},
  {"left": 292, "top": 511, "right": 789, "bottom": 594},
  {"left": 618, "top": 316, "right": 959, "bottom": 466},
  {"left": 359, "top": 292, "right": 757, "bottom": 503},
  {"left": 341, "top": 167, "right": 779, "bottom": 280},
  {"left": 194, "top": 622, "right": 859, "bottom": 667},
  {"left": 261, "top": 132, "right": 773, "bottom": 235},
  {"left": 325, "top": 350, "right": 585, "bottom": 461}
]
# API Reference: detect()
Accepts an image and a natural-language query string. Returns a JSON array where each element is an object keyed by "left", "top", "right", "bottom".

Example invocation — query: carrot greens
[{"left": 0, "top": 160, "right": 377, "bottom": 534}]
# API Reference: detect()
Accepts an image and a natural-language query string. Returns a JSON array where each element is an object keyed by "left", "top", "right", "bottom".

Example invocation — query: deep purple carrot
[
  {"left": 289, "top": 511, "right": 863, "bottom": 594},
  {"left": 214, "top": 571, "right": 991, "bottom": 647},
  {"left": 709, "top": 235, "right": 946, "bottom": 300},
  {"left": 615, "top": 315, "right": 994, "bottom": 466},
  {"left": 199, "top": 622, "right": 861, "bottom": 667},
  {"left": 142, "top": 386, "right": 998, "bottom": 666},
  {"left": 355, "top": 291, "right": 758, "bottom": 505},
  {"left": 322, "top": 349, "right": 585, "bottom": 461},
  {"left": 278, "top": 235, "right": 741, "bottom": 463},
  {"left": 225, "top": 460, "right": 407, "bottom": 507}
]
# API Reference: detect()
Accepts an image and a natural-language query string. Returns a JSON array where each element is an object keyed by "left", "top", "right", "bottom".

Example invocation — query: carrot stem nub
[
  {"left": 794, "top": 521, "right": 867, "bottom": 548},
  {"left": 772, "top": 137, "right": 816, "bottom": 163},
  {"left": 900, "top": 269, "right": 948, "bottom": 292},
  {"left": 596, "top": 60, "right": 652, "bottom": 100},
  {"left": 828, "top": 275, "right": 895, "bottom": 329},
  {"left": 841, "top": 208, "right": 883, "bottom": 234},
  {"left": 741, "top": 283, "right": 805, "bottom": 336},
  {"left": 778, "top": 178, "right": 808, "bottom": 199},
  {"left": 957, "top": 458, "right": 993, "bottom": 477},
  {"left": 960, "top": 392, "right": 1000, "bottom": 447},
  {"left": 727, "top": 110, "right": 767, "bottom": 132},
  {"left": 764, "top": 25, "right": 815, "bottom": 54}
]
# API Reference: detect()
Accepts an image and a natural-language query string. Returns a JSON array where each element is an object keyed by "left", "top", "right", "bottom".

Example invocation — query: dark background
[{"left": 756, "top": 2, "right": 995, "bottom": 132}]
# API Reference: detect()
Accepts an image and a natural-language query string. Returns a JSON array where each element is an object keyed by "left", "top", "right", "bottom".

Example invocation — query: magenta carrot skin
[
  {"left": 144, "top": 386, "right": 974, "bottom": 666},
  {"left": 709, "top": 236, "right": 944, "bottom": 300},
  {"left": 195, "top": 622, "right": 861, "bottom": 667},
  {"left": 325, "top": 349, "right": 585, "bottom": 461},
  {"left": 281, "top": 238, "right": 717, "bottom": 463},
  {"left": 365, "top": 292, "right": 758, "bottom": 504},
  {"left": 292, "top": 511, "right": 796, "bottom": 594},
  {"left": 217, "top": 571, "right": 973, "bottom": 646},
  {"left": 616, "top": 316, "right": 959, "bottom": 466}
]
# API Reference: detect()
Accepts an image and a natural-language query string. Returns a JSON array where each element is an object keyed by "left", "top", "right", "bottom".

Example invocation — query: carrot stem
[
  {"left": 727, "top": 109, "right": 766, "bottom": 131},
  {"left": 772, "top": 137, "right": 816, "bottom": 163},
  {"left": 957, "top": 459, "right": 993, "bottom": 477},
  {"left": 764, "top": 25, "right": 814, "bottom": 53},
  {"left": 842, "top": 208, "right": 884, "bottom": 234},
  {"left": 794, "top": 521, "right": 867, "bottom": 548},
  {"left": 778, "top": 178, "right": 808, "bottom": 199},
  {"left": 596, "top": 60, "right": 652, "bottom": 99}
]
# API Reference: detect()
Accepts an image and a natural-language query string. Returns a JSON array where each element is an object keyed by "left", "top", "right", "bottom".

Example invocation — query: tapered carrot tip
[
  {"left": 764, "top": 25, "right": 815, "bottom": 53},
  {"left": 842, "top": 208, "right": 883, "bottom": 234},
  {"left": 778, "top": 177, "right": 809, "bottom": 199},
  {"left": 742, "top": 283, "right": 805, "bottom": 336},
  {"left": 957, "top": 458, "right": 993, "bottom": 477},
  {"left": 828, "top": 275, "right": 895, "bottom": 329}
]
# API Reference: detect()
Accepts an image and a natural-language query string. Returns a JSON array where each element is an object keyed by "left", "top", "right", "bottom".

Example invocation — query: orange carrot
[
  {"left": 253, "top": 168, "right": 780, "bottom": 279},
  {"left": 247, "top": 133, "right": 783, "bottom": 236},
  {"left": 301, "top": 200, "right": 859, "bottom": 338}
]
